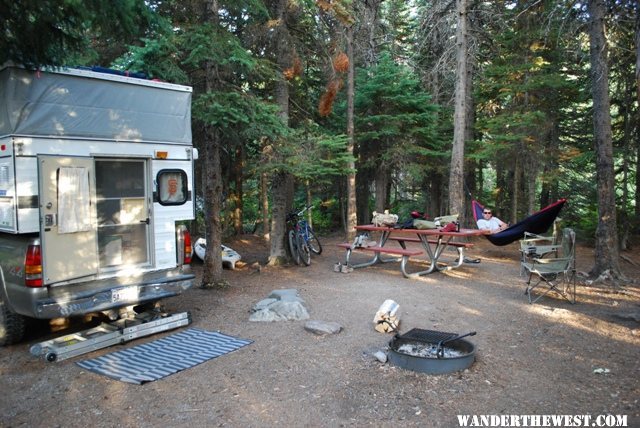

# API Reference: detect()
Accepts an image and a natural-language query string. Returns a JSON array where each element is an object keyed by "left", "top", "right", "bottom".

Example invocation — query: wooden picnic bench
[
  {"left": 336, "top": 242, "right": 423, "bottom": 273},
  {"left": 386, "top": 236, "right": 474, "bottom": 249}
]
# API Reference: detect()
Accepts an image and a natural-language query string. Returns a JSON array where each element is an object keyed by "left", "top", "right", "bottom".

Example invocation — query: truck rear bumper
[
  {"left": 5, "top": 271, "right": 195, "bottom": 319},
  {"left": 36, "top": 276, "right": 194, "bottom": 318}
]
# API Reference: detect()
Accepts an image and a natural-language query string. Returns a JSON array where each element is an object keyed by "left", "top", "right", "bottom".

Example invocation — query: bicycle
[{"left": 286, "top": 205, "right": 323, "bottom": 266}]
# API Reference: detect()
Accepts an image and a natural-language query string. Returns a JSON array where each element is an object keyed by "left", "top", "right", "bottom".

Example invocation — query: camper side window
[{"left": 157, "top": 170, "right": 188, "bottom": 206}]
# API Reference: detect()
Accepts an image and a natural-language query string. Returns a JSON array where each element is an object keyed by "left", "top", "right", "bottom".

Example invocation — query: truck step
[{"left": 30, "top": 311, "right": 191, "bottom": 362}]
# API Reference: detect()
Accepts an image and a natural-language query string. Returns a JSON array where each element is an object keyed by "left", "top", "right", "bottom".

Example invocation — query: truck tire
[{"left": 0, "top": 298, "right": 26, "bottom": 346}]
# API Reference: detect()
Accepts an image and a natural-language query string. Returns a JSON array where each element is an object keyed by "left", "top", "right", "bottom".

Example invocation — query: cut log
[{"left": 373, "top": 300, "right": 401, "bottom": 333}]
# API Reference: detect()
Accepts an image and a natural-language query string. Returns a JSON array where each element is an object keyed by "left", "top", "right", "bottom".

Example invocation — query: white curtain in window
[
  {"left": 58, "top": 167, "right": 92, "bottom": 233},
  {"left": 159, "top": 171, "right": 184, "bottom": 203}
]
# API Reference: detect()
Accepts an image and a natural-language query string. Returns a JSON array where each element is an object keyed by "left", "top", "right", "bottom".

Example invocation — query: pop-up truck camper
[{"left": 0, "top": 65, "right": 196, "bottom": 347}]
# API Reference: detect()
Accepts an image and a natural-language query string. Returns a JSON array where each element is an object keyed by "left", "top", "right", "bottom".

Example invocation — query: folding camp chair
[
  {"left": 522, "top": 228, "right": 576, "bottom": 304},
  {"left": 518, "top": 219, "right": 562, "bottom": 276}
]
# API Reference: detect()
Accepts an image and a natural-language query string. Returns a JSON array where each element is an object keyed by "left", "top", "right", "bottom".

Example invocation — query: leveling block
[{"left": 30, "top": 311, "right": 192, "bottom": 362}]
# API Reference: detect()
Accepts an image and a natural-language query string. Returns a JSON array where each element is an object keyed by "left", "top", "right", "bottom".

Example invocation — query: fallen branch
[{"left": 620, "top": 254, "right": 639, "bottom": 267}]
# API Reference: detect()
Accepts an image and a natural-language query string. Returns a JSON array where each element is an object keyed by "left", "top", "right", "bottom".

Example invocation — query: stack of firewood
[{"left": 373, "top": 299, "right": 401, "bottom": 333}]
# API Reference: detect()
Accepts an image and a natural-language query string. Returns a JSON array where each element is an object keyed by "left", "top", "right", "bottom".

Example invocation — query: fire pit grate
[
  {"left": 388, "top": 328, "right": 477, "bottom": 374},
  {"left": 397, "top": 328, "right": 459, "bottom": 344}
]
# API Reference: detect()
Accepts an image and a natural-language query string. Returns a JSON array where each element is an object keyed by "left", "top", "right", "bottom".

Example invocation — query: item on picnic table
[
  {"left": 435, "top": 214, "right": 459, "bottom": 225},
  {"left": 371, "top": 210, "right": 399, "bottom": 227},
  {"left": 440, "top": 222, "right": 457, "bottom": 232},
  {"left": 395, "top": 218, "right": 416, "bottom": 229},
  {"left": 413, "top": 219, "right": 438, "bottom": 229},
  {"left": 410, "top": 212, "right": 459, "bottom": 223},
  {"left": 413, "top": 213, "right": 460, "bottom": 230},
  {"left": 373, "top": 299, "right": 401, "bottom": 333}
]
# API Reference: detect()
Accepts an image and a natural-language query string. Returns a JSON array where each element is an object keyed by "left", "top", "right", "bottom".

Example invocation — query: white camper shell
[{"left": 0, "top": 66, "right": 196, "bottom": 344}]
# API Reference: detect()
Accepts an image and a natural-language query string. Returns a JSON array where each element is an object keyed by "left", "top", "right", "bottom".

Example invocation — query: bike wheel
[
  {"left": 297, "top": 232, "right": 311, "bottom": 266},
  {"left": 288, "top": 230, "right": 300, "bottom": 265},
  {"left": 307, "top": 229, "right": 323, "bottom": 255}
]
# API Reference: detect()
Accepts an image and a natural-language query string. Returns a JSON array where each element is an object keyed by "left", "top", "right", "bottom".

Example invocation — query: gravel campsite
[{"left": 1, "top": 234, "right": 639, "bottom": 427}]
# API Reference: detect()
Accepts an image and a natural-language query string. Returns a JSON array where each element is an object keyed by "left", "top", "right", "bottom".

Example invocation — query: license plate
[{"left": 111, "top": 286, "right": 140, "bottom": 303}]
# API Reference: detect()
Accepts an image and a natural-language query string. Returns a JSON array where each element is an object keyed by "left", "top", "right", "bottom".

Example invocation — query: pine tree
[
  {"left": 350, "top": 51, "right": 439, "bottom": 212},
  {"left": 473, "top": 1, "right": 581, "bottom": 220}
]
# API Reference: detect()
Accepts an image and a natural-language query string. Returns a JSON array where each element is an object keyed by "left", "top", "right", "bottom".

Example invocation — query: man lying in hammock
[
  {"left": 471, "top": 199, "right": 566, "bottom": 246},
  {"left": 476, "top": 208, "right": 508, "bottom": 234}
]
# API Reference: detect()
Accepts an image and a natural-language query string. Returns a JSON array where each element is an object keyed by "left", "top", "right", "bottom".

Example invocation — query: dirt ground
[{"left": 1, "top": 233, "right": 639, "bottom": 427}]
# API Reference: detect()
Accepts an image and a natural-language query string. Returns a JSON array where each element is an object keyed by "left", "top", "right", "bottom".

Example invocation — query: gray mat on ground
[{"left": 77, "top": 328, "right": 253, "bottom": 384}]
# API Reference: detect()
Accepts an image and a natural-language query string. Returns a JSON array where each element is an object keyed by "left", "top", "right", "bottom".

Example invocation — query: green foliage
[
  {"left": 380, "top": 0, "right": 416, "bottom": 59},
  {"left": 329, "top": 51, "right": 441, "bottom": 172},
  {"left": 309, "top": 204, "right": 337, "bottom": 234},
  {"left": 469, "top": 2, "right": 588, "bottom": 221},
  {"left": 181, "top": 24, "right": 259, "bottom": 72},
  {"left": 193, "top": 91, "right": 286, "bottom": 140},
  {"left": 114, "top": 8, "right": 288, "bottom": 169},
  {"left": 280, "top": 123, "right": 353, "bottom": 182},
  {"left": 288, "top": 197, "right": 342, "bottom": 234},
  {"left": 474, "top": 28, "right": 581, "bottom": 160},
  {"left": 0, "top": 0, "right": 157, "bottom": 68},
  {"left": 113, "top": 35, "right": 189, "bottom": 84},
  {"left": 354, "top": 52, "right": 437, "bottom": 142},
  {"left": 254, "top": 124, "right": 352, "bottom": 181}
]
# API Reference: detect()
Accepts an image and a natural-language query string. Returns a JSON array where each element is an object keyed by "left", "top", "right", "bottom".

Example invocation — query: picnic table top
[{"left": 354, "top": 224, "right": 487, "bottom": 237}]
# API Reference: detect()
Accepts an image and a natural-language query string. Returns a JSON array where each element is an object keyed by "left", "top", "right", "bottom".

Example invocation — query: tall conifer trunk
[
  {"left": 260, "top": 170, "right": 269, "bottom": 239},
  {"left": 588, "top": 0, "right": 622, "bottom": 278},
  {"left": 268, "top": 0, "right": 293, "bottom": 265},
  {"left": 635, "top": 7, "right": 640, "bottom": 222},
  {"left": 201, "top": 0, "right": 225, "bottom": 288},
  {"left": 232, "top": 145, "right": 244, "bottom": 235},
  {"left": 448, "top": 0, "right": 468, "bottom": 219},
  {"left": 345, "top": 25, "right": 357, "bottom": 240},
  {"left": 374, "top": 165, "right": 389, "bottom": 213},
  {"left": 464, "top": 54, "right": 476, "bottom": 225}
]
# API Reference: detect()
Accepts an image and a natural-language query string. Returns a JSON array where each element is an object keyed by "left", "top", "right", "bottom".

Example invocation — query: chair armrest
[
  {"left": 531, "top": 256, "right": 571, "bottom": 264},
  {"left": 524, "top": 232, "right": 542, "bottom": 239},
  {"left": 523, "top": 232, "right": 552, "bottom": 240},
  {"left": 529, "top": 257, "right": 573, "bottom": 272},
  {"left": 528, "top": 244, "right": 561, "bottom": 252},
  {"left": 521, "top": 237, "right": 554, "bottom": 246},
  {"left": 521, "top": 244, "right": 561, "bottom": 257}
]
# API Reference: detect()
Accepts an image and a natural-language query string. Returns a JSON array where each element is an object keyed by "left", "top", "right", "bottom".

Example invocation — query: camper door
[
  {"left": 38, "top": 156, "right": 99, "bottom": 284},
  {"left": 94, "top": 159, "right": 150, "bottom": 269}
]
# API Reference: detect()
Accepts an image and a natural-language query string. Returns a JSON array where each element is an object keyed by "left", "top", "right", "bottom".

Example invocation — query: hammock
[{"left": 472, "top": 199, "right": 567, "bottom": 246}]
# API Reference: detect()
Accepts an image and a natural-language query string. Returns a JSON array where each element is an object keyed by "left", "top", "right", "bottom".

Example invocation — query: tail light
[
  {"left": 183, "top": 229, "right": 192, "bottom": 264},
  {"left": 177, "top": 225, "right": 192, "bottom": 265},
  {"left": 24, "top": 244, "right": 43, "bottom": 287}
]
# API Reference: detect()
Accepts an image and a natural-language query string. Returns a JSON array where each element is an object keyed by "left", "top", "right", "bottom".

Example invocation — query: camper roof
[{"left": 0, "top": 65, "right": 192, "bottom": 144}]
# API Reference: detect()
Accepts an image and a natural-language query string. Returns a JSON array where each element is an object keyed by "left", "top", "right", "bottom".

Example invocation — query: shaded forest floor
[{"left": 1, "top": 233, "right": 639, "bottom": 427}]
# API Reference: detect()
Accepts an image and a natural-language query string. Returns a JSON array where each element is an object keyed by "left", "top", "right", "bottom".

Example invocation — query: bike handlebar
[
  {"left": 289, "top": 205, "right": 314, "bottom": 218},
  {"left": 297, "top": 205, "right": 314, "bottom": 216}
]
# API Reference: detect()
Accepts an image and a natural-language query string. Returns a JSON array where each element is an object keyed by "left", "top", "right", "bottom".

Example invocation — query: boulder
[{"left": 304, "top": 320, "right": 343, "bottom": 336}]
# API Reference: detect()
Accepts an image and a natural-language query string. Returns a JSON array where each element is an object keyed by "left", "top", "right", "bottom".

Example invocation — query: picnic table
[{"left": 337, "top": 225, "right": 486, "bottom": 278}]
